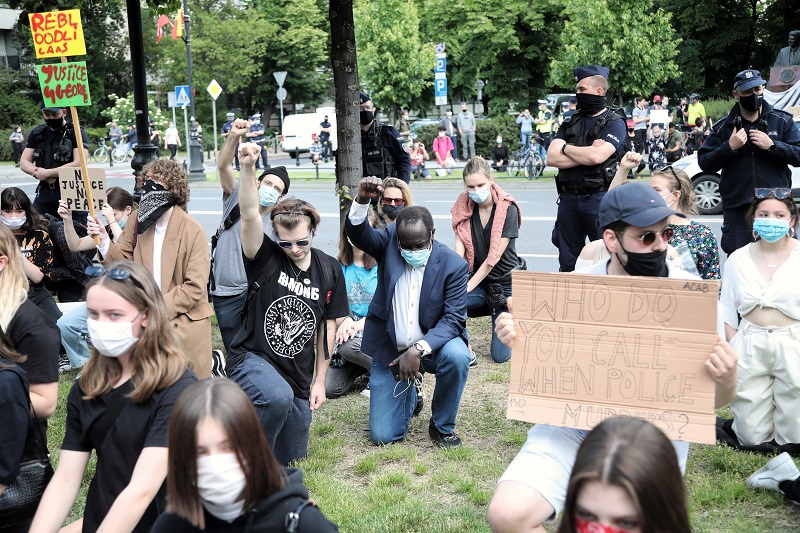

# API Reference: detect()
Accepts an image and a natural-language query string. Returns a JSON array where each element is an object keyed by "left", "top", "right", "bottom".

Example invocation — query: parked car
[
  {"left": 673, "top": 152, "right": 800, "bottom": 215},
  {"left": 281, "top": 106, "right": 337, "bottom": 158},
  {"left": 409, "top": 118, "right": 440, "bottom": 139}
]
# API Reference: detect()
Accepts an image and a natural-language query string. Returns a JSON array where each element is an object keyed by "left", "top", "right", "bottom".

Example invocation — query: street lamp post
[{"left": 182, "top": 0, "right": 206, "bottom": 181}]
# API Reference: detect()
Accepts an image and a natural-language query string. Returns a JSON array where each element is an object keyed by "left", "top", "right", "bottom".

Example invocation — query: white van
[{"left": 281, "top": 107, "right": 337, "bottom": 158}]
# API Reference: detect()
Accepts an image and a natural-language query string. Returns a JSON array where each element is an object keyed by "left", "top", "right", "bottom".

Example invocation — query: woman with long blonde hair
[{"left": 31, "top": 261, "right": 196, "bottom": 533}]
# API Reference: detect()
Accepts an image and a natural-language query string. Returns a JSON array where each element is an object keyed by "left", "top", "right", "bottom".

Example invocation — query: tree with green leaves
[
  {"left": 418, "top": 0, "right": 564, "bottom": 116},
  {"left": 354, "top": 0, "right": 435, "bottom": 121},
  {"left": 549, "top": 0, "right": 680, "bottom": 104}
]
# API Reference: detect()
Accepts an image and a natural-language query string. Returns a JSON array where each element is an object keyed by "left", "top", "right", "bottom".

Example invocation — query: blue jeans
[
  {"left": 228, "top": 352, "right": 312, "bottom": 465},
  {"left": 369, "top": 337, "right": 470, "bottom": 444},
  {"left": 57, "top": 303, "right": 90, "bottom": 369},
  {"left": 449, "top": 135, "right": 458, "bottom": 160},
  {"left": 466, "top": 284, "right": 512, "bottom": 363},
  {"left": 553, "top": 191, "right": 605, "bottom": 272},
  {"left": 521, "top": 132, "right": 532, "bottom": 155},
  {"left": 211, "top": 291, "right": 247, "bottom": 353}
]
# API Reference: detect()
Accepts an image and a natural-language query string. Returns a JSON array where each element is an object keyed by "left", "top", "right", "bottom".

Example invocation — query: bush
[
  {"left": 412, "top": 115, "right": 525, "bottom": 161},
  {"left": 701, "top": 98, "right": 735, "bottom": 123}
]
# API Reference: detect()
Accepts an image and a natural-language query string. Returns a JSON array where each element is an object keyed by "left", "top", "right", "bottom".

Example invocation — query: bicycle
[
  {"left": 92, "top": 137, "right": 111, "bottom": 164},
  {"left": 507, "top": 139, "right": 545, "bottom": 178},
  {"left": 111, "top": 138, "right": 130, "bottom": 164}
]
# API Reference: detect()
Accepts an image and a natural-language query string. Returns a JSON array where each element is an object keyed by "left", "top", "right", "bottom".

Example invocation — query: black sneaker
[
  {"left": 412, "top": 374, "right": 424, "bottom": 417},
  {"left": 428, "top": 418, "right": 461, "bottom": 448},
  {"left": 211, "top": 350, "right": 226, "bottom": 378},
  {"left": 58, "top": 354, "right": 72, "bottom": 373}
]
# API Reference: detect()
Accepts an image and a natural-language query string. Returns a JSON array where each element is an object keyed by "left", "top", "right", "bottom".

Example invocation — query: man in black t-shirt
[
  {"left": 20, "top": 106, "right": 89, "bottom": 220},
  {"left": 227, "top": 143, "right": 349, "bottom": 465}
]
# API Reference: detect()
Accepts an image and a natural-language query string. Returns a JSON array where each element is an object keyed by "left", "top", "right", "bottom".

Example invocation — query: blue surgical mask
[
  {"left": 469, "top": 186, "right": 490, "bottom": 204},
  {"left": 118, "top": 218, "right": 127, "bottom": 230},
  {"left": 753, "top": 218, "right": 790, "bottom": 243},
  {"left": 400, "top": 244, "right": 431, "bottom": 267},
  {"left": 259, "top": 186, "right": 280, "bottom": 207},
  {"left": 0, "top": 216, "right": 26, "bottom": 230}
]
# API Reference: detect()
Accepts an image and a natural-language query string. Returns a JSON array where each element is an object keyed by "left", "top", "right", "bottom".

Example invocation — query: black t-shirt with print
[
  {"left": 61, "top": 369, "right": 197, "bottom": 533},
  {"left": 15, "top": 228, "right": 53, "bottom": 287},
  {"left": 228, "top": 234, "right": 349, "bottom": 399},
  {"left": 470, "top": 203, "right": 523, "bottom": 283}
]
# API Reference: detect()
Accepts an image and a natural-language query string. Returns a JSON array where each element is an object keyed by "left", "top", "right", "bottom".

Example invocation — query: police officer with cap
[
  {"left": 698, "top": 69, "right": 800, "bottom": 255},
  {"left": 20, "top": 105, "right": 89, "bottom": 221},
  {"left": 353, "top": 91, "right": 411, "bottom": 183},
  {"left": 547, "top": 65, "right": 626, "bottom": 272},
  {"left": 319, "top": 114, "right": 332, "bottom": 163},
  {"left": 221, "top": 112, "right": 240, "bottom": 170},
  {"left": 246, "top": 112, "right": 268, "bottom": 169}
]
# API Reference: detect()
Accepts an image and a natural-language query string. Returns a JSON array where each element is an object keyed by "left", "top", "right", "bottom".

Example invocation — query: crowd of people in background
[{"left": 3, "top": 53, "right": 800, "bottom": 532}]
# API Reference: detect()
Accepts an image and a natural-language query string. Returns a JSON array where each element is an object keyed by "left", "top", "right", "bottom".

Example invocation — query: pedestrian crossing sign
[{"left": 175, "top": 85, "right": 191, "bottom": 106}]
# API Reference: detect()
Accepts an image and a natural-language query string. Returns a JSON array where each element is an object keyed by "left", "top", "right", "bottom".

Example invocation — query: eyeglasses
[
  {"left": 84, "top": 265, "right": 146, "bottom": 292},
  {"left": 382, "top": 197, "right": 405, "bottom": 206},
  {"left": 755, "top": 188, "right": 791, "bottom": 200},
  {"left": 618, "top": 226, "right": 675, "bottom": 246},
  {"left": 276, "top": 233, "right": 313, "bottom": 249}
]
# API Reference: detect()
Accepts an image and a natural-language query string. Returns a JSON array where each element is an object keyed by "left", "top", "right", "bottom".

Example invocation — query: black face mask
[
  {"left": 382, "top": 203, "right": 404, "bottom": 220},
  {"left": 575, "top": 93, "right": 607, "bottom": 115},
  {"left": 360, "top": 110, "right": 374, "bottom": 125},
  {"left": 738, "top": 93, "right": 763, "bottom": 113},
  {"left": 45, "top": 118, "right": 65, "bottom": 130},
  {"left": 616, "top": 241, "right": 668, "bottom": 277}
]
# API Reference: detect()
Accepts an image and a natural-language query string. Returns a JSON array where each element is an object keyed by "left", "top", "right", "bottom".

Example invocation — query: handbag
[{"left": 0, "top": 367, "right": 55, "bottom": 524}]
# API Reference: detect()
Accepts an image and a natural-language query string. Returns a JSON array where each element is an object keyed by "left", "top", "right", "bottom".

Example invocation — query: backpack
[{"left": 208, "top": 204, "right": 241, "bottom": 295}]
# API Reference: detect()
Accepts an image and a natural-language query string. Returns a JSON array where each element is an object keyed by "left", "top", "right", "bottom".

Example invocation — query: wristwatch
[
  {"left": 413, "top": 342, "right": 430, "bottom": 358},
  {"left": 769, "top": 143, "right": 777, "bottom": 152}
]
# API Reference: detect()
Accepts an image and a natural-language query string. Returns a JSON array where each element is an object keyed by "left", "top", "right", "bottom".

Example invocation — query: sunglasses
[
  {"left": 276, "top": 233, "right": 312, "bottom": 249},
  {"left": 653, "top": 164, "right": 680, "bottom": 182},
  {"left": 382, "top": 197, "right": 405, "bottom": 206},
  {"left": 755, "top": 187, "right": 791, "bottom": 200},
  {"left": 618, "top": 226, "right": 675, "bottom": 246},
  {"left": 85, "top": 265, "right": 146, "bottom": 292}
]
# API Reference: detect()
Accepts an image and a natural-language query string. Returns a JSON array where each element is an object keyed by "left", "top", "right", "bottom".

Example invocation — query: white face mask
[
  {"left": 86, "top": 318, "right": 140, "bottom": 358},
  {"left": 0, "top": 215, "right": 26, "bottom": 230},
  {"left": 197, "top": 453, "right": 246, "bottom": 522}
]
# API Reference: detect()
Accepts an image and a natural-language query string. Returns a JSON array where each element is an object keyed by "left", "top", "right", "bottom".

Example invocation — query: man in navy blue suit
[{"left": 346, "top": 177, "right": 471, "bottom": 448}]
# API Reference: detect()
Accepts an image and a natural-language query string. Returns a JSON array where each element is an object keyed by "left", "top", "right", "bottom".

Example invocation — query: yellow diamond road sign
[{"left": 207, "top": 79, "right": 223, "bottom": 101}]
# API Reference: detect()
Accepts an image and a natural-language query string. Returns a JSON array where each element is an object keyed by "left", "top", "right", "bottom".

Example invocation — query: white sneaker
[
  {"left": 747, "top": 452, "right": 800, "bottom": 492},
  {"left": 360, "top": 384, "right": 370, "bottom": 399}
]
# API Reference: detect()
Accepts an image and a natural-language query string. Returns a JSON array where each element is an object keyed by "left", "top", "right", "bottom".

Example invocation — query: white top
[
  {"left": 164, "top": 126, "right": 180, "bottom": 145},
  {"left": 720, "top": 243, "right": 800, "bottom": 327},
  {"left": 152, "top": 223, "right": 167, "bottom": 290},
  {"left": 348, "top": 200, "right": 431, "bottom": 353}
]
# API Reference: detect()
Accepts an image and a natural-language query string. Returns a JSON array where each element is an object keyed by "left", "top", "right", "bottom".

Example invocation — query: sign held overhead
[{"left": 29, "top": 9, "right": 86, "bottom": 58}]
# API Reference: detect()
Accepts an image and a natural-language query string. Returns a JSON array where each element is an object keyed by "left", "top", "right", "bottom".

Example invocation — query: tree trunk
[{"left": 330, "top": 0, "right": 363, "bottom": 227}]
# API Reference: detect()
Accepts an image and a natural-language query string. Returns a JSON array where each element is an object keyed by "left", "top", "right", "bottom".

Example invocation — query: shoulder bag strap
[
  {"left": 284, "top": 499, "right": 314, "bottom": 533},
  {"left": 89, "top": 385, "right": 132, "bottom": 454}
]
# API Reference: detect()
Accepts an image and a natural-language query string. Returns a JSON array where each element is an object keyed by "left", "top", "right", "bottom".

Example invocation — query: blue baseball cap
[
  {"left": 360, "top": 92, "right": 371, "bottom": 104},
  {"left": 599, "top": 183, "right": 685, "bottom": 229},
  {"left": 733, "top": 69, "right": 765, "bottom": 91},
  {"left": 574, "top": 65, "right": 609, "bottom": 81},
  {"left": 41, "top": 105, "right": 64, "bottom": 112}
]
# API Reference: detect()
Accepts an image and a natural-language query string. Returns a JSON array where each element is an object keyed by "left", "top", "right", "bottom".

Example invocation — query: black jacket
[
  {"left": 698, "top": 101, "right": 800, "bottom": 209},
  {"left": 151, "top": 468, "right": 338, "bottom": 533}
]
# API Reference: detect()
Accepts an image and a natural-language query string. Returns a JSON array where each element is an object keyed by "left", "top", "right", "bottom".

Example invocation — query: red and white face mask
[{"left": 576, "top": 518, "right": 628, "bottom": 533}]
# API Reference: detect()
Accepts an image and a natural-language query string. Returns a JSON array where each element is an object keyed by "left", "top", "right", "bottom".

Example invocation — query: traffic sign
[
  {"left": 175, "top": 85, "right": 191, "bottom": 107},
  {"left": 274, "top": 71, "right": 287, "bottom": 87},
  {"left": 435, "top": 96, "right": 447, "bottom": 106},
  {"left": 276, "top": 87, "right": 288, "bottom": 101},
  {"left": 206, "top": 79, "right": 223, "bottom": 101},
  {"left": 435, "top": 78, "right": 447, "bottom": 96},
  {"left": 434, "top": 56, "right": 446, "bottom": 73},
  {"left": 435, "top": 72, "right": 446, "bottom": 80},
  {"left": 435, "top": 42, "right": 446, "bottom": 53}
]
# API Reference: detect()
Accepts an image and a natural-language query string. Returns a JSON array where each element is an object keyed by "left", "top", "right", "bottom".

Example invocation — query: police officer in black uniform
[
  {"left": 319, "top": 114, "right": 332, "bottom": 163},
  {"left": 356, "top": 92, "right": 411, "bottom": 184},
  {"left": 698, "top": 69, "right": 800, "bottom": 255},
  {"left": 221, "top": 112, "right": 240, "bottom": 170},
  {"left": 246, "top": 112, "right": 268, "bottom": 169},
  {"left": 20, "top": 105, "right": 89, "bottom": 222},
  {"left": 547, "top": 65, "right": 626, "bottom": 272}
]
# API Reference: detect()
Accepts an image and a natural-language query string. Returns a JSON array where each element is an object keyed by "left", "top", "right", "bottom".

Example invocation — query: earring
[
  {"left": 752, "top": 230, "right": 760, "bottom": 241},
  {"left": 790, "top": 227, "right": 796, "bottom": 238}
]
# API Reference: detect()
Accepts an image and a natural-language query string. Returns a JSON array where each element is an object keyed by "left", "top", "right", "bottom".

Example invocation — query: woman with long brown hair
[
  {"left": 31, "top": 261, "right": 196, "bottom": 532},
  {"left": 152, "top": 379, "right": 337, "bottom": 532}
]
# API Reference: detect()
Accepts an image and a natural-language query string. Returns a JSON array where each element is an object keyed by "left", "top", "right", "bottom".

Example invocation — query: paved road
[{"left": 0, "top": 159, "right": 724, "bottom": 273}]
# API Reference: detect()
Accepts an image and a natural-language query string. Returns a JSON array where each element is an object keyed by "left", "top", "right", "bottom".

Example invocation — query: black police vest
[
  {"left": 30, "top": 124, "right": 76, "bottom": 169},
  {"left": 362, "top": 123, "right": 396, "bottom": 179},
  {"left": 319, "top": 121, "right": 331, "bottom": 141},
  {"left": 556, "top": 108, "right": 625, "bottom": 194}
]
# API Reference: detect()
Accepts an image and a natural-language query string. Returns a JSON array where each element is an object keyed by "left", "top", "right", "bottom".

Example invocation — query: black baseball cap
[
  {"left": 733, "top": 69, "right": 766, "bottom": 91},
  {"left": 599, "top": 183, "right": 685, "bottom": 229}
]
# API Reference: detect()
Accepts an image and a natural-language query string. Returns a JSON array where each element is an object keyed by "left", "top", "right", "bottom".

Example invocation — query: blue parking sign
[
  {"left": 435, "top": 78, "right": 447, "bottom": 96},
  {"left": 435, "top": 56, "right": 446, "bottom": 73}
]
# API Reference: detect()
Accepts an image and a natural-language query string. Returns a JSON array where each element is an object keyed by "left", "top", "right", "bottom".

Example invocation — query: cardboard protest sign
[
  {"left": 59, "top": 168, "right": 106, "bottom": 212},
  {"left": 37, "top": 62, "right": 91, "bottom": 107},
  {"left": 506, "top": 271, "right": 720, "bottom": 444},
  {"left": 650, "top": 109, "right": 670, "bottom": 126},
  {"left": 29, "top": 10, "right": 87, "bottom": 58}
]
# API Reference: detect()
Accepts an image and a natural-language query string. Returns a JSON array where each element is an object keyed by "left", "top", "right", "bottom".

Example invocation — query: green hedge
[
  {"left": 701, "top": 98, "right": 736, "bottom": 123},
  {"left": 412, "top": 115, "right": 526, "bottom": 160}
]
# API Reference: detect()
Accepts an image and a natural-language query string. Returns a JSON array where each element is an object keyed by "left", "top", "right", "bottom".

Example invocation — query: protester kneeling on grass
[
  {"left": 31, "top": 261, "right": 196, "bottom": 533},
  {"left": 487, "top": 183, "right": 738, "bottom": 533},
  {"left": 151, "top": 378, "right": 338, "bottom": 533},
  {"left": 557, "top": 417, "right": 692, "bottom": 533},
  {"left": 451, "top": 156, "right": 525, "bottom": 363}
]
